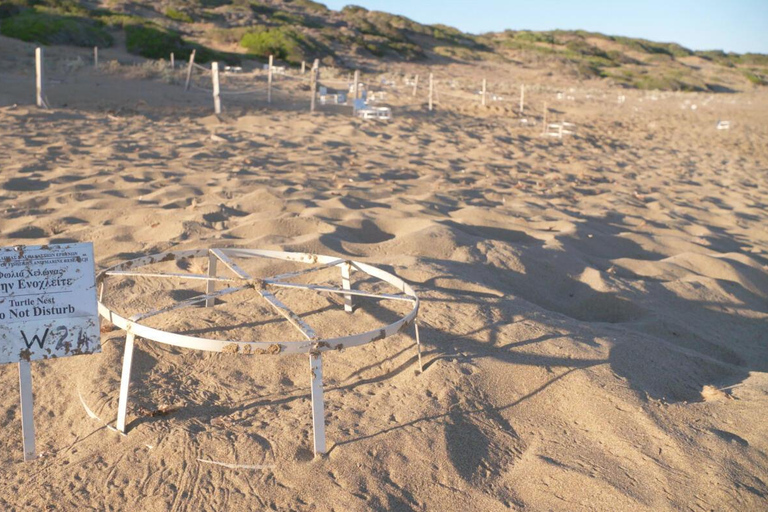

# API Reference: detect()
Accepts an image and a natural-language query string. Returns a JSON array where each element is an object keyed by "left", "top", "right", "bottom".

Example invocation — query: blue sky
[{"left": 321, "top": 1, "right": 768, "bottom": 54}]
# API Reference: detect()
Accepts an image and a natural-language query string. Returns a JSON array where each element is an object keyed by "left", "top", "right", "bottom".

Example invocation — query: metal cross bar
[
  {"left": 258, "top": 289, "right": 318, "bottom": 340},
  {"left": 268, "top": 259, "right": 346, "bottom": 282},
  {"left": 106, "top": 270, "right": 240, "bottom": 283},
  {"left": 211, "top": 249, "right": 251, "bottom": 279},
  {"left": 130, "top": 286, "right": 249, "bottom": 322},
  {"left": 265, "top": 281, "right": 416, "bottom": 302}
]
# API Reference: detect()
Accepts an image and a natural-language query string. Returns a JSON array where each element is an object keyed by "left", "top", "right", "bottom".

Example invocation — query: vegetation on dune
[
  {"left": 239, "top": 26, "right": 329, "bottom": 63},
  {"left": 742, "top": 69, "right": 767, "bottom": 86},
  {"left": 0, "top": 0, "right": 765, "bottom": 91},
  {"left": 125, "top": 23, "right": 239, "bottom": 64},
  {"left": 165, "top": 7, "right": 194, "bottom": 23},
  {"left": 0, "top": 8, "right": 113, "bottom": 47},
  {"left": 240, "top": 27, "right": 301, "bottom": 61}
]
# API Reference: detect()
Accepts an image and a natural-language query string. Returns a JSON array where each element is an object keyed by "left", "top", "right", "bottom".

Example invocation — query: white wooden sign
[
  {"left": 0, "top": 242, "right": 99, "bottom": 461},
  {"left": 0, "top": 243, "right": 100, "bottom": 362}
]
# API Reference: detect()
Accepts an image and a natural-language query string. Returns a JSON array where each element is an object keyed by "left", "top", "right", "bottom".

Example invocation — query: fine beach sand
[{"left": 1, "top": 37, "right": 767, "bottom": 510}]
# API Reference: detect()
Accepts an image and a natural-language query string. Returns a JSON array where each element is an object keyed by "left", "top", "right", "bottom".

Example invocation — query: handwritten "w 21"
[{"left": 20, "top": 327, "right": 92, "bottom": 352}]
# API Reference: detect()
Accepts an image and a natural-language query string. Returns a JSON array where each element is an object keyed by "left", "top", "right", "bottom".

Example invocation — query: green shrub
[
  {"left": 97, "top": 13, "right": 145, "bottom": 28},
  {"left": 341, "top": 5, "right": 368, "bottom": 15},
  {"left": 125, "top": 24, "right": 185, "bottom": 59},
  {"left": 0, "top": 9, "right": 113, "bottom": 47},
  {"left": 737, "top": 53, "right": 768, "bottom": 66},
  {"left": 248, "top": 2, "right": 274, "bottom": 15},
  {"left": 125, "top": 23, "right": 239, "bottom": 65},
  {"left": 165, "top": 8, "right": 193, "bottom": 23},
  {"left": 510, "top": 30, "right": 556, "bottom": 45},
  {"left": 565, "top": 40, "right": 610, "bottom": 60},
  {"left": 743, "top": 70, "right": 767, "bottom": 86},
  {"left": 240, "top": 27, "right": 302, "bottom": 61},
  {"left": 293, "top": 0, "right": 329, "bottom": 13},
  {"left": 0, "top": 3, "right": 23, "bottom": 19},
  {"left": 38, "top": 0, "right": 90, "bottom": 17}
]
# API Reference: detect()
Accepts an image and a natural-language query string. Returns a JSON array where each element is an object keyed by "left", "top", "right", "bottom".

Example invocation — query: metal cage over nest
[{"left": 97, "top": 248, "right": 422, "bottom": 455}]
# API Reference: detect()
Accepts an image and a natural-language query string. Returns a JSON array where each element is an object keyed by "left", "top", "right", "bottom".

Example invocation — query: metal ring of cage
[{"left": 96, "top": 248, "right": 422, "bottom": 455}]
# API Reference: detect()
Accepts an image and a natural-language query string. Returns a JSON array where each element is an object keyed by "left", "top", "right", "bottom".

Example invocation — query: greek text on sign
[{"left": 0, "top": 243, "right": 100, "bottom": 364}]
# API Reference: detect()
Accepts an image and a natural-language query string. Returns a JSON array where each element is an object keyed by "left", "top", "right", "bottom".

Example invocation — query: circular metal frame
[
  {"left": 97, "top": 248, "right": 420, "bottom": 354},
  {"left": 96, "top": 248, "right": 421, "bottom": 454}
]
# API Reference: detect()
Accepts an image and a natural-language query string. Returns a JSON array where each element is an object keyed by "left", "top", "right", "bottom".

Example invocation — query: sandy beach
[{"left": 1, "top": 34, "right": 767, "bottom": 511}]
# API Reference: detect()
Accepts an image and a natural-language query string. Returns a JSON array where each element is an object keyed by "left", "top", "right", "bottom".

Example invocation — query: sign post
[{"left": 0, "top": 243, "right": 100, "bottom": 462}]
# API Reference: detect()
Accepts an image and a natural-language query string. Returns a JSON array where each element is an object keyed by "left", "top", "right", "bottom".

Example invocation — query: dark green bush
[
  {"left": 125, "top": 24, "right": 185, "bottom": 59},
  {"left": 0, "top": 3, "right": 23, "bottom": 19},
  {"left": 125, "top": 23, "right": 239, "bottom": 65},
  {"left": 0, "top": 9, "right": 113, "bottom": 47}
]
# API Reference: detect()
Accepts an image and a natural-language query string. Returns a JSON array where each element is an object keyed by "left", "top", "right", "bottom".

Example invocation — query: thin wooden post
[
  {"left": 212, "top": 62, "right": 221, "bottom": 114},
  {"left": 94, "top": 46, "right": 98, "bottom": 69},
  {"left": 301, "top": 61, "right": 306, "bottom": 74},
  {"left": 18, "top": 361, "right": 36, "bottom": 461},
  {"left": 520, "top": 84, "right": 525, "bottom": 115},
  {"left": 353, "top": 69, "right": 360, "bottom": 100},
  {"left": 481, "top": 78, "right": 487, "bottom": 106},
  {"left": 184, "top": 49, "right": 196, "bottom": 91},
  {"left": 35, "top": 47, "right": 44, "bottom": 108},
  {"left": 412, "top": 74, "right": 419, "bottom": 97},
  {"left": 170, "top": 52, "right": 174, "bottom": 69},
  {"left": 267, "top": 54, "right": 273, "bottom": 104},
  {"left": 428, "top": 73, "right": 433, "bottom": 111},
  {"left": 310, "top": 59, "right": 319, "bottom": 113}
]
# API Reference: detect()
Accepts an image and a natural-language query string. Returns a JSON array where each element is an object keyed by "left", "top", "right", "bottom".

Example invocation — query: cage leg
[
  {"left": 341, "top": 262, "right": 353, "bottom": 313},
  {"left": 116, "top": 332, "right": 136, "bottom": 433},
  {"left": 414, "top": 323, "right": 424, "bottom": 373},
  {"left": 206, "top": 252, "right": 218, "bottom": 307},
  {"left": 310, "top": 352, "right": 326, "bottom": 455}
]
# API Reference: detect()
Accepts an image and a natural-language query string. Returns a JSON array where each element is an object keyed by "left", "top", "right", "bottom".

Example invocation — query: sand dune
[{"left": 0, "top": 37, "right": 767, "bottom": 511}]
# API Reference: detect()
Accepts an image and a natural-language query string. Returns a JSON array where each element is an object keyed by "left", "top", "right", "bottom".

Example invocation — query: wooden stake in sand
[
  {"left": 211, "top": 62, "right": 221, "bottom": 115},
  {"left": 310, "top": 59, "right": 319, "bottom": 113},
  {"left": 520, "top": 84, "right": 525, "bottom": 115},
  {"left": 18, "top": 361, "right": 36, "bottom": 461},
  {"left": 170, "top": 52, "right": 175, "bottom": 69},
  {"left": 428, "top": 73, "right": 434, "bottom": 112},
  {"left": 184, "top": 49, "right": 196, "bottom": 91},
  {"left": 301, "top": 60, "right": 306, "bottom": 74},
  {"left": 93, "top": 46, "right": 98, "bottom": 69},
  {"left": 353, "top": 69, "right": 360, "bottom": 100},
  {"left": 412, "top": 74, "right": 419, "bottom": 97},
  {"left": 482, "top": 78, "right": 487, "bottom": 107},
  {"left": 267, "top": 54, "right": 273, "bottom": 104},
  {"left": 35, "top": 47, "right": 46, "bottom": 109},
  {"left": 309, "top": 352, "right": 326, "bottom": 454},
  {"left": 341, "top": 262, "right": 353, "bottom": 313},
  {"left": 206, "top": 252, "right": 218, "bottom": 308}
]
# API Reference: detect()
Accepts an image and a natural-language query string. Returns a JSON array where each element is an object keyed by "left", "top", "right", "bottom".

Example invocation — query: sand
[{"left": 0, "top": 36, "right": 767, "bottom": 511}]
